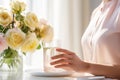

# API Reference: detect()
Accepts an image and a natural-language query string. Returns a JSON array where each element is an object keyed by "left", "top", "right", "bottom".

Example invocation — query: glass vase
[{"left": 0, "top": 55, "right": 23, "bottom": 80}]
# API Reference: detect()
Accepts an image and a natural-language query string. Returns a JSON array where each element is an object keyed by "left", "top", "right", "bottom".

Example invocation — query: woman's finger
[
  {"left": 56, "top": 48, "right": 74, "bottom": 55},
  {"left": 54, "top": 63, "right": 72, "bottom": 68},
  {"left": 50, "top": 58, "right": 72, "bottom": 65},
  {"left": 51, "top": 53, "right": 72, "bottom": 60}
]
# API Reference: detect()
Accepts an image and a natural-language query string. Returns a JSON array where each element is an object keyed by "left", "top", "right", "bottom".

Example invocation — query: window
[{"left": 0, "top": 0, "right": 91, "bottom": 69}]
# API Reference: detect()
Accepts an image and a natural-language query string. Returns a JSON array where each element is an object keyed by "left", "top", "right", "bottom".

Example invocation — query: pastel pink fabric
[{"left": 81, "top": 0, "right": 120, "bottom": 66}]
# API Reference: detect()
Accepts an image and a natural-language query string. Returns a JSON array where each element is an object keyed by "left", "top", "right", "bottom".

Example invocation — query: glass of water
[{"left": 43, "top": 40, "right": 64, "bottom": 72}]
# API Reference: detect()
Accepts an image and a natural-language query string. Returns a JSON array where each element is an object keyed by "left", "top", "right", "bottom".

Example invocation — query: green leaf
[
  {"left": 0, "top": 25, "right": 4, "bottom": 30},
  {"left": 15, "top": 14, "right": 24, "bottom": 21},
  {"left": 3, "top": 27, "right": 9, "bottom": 33},
  {"left": 0, "top": 25, "right": 4, "bottom": 32},
  {"left": 0, "top": 25, "right": 10, "bottom": 33},
  {"left": 37, "top": 44, "right": 41, "bottom": 49},
  {"left": 23, "top": 52, "right": 26, "bottom": 56},
  {"left": 21, "top": 25, "right": 30, "bottom": 33}
]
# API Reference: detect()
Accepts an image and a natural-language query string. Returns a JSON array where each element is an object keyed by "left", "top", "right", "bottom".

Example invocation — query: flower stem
[{"left": 12, "top": 14, "right": 14, "bottom": 28}]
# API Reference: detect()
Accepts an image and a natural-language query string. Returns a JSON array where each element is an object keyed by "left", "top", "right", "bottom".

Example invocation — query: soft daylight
[{"left": 0, "top": 0, "right": 120, "bottom": 80}]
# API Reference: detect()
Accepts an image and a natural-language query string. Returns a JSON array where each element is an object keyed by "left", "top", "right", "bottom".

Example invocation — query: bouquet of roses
[{"left": 0, "top": 0, "right": 53, "bottom": 69}]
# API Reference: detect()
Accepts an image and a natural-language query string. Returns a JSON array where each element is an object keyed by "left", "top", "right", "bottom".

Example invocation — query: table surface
[
  {"left": 23, "top": 73, "right": 113, "bottom": 80},
  {"left": 0, "top": 71, "right": 114, "bottom": 80}
]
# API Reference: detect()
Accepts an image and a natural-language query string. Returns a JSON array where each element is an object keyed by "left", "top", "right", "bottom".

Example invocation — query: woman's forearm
[
  {"left": 51, "top": 48, "right": 120, "bottom": 79},
  {"left": 87, "top": 63, "right": 120, "bottom": 79}
]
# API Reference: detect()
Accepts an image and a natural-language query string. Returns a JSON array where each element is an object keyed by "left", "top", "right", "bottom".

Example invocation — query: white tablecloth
[
  {"left": 0, "top": 71, "right": 115, "bottom": 80},
  {"left": 23, "top": 73, "right": 113, "bottom": 80}
]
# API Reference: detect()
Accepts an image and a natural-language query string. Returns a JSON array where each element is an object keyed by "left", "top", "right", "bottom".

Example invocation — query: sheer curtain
[
  {"left": 30, "top": 0, "right": 90, "bottom": 68},
  {"left": 45, "top": 0, "right": 90, "bottom": 57},
  {"left": 0, "top": 0, "right": 90, "bottom": 68},
  {"left": 0, "top": 0, "right": 11, "bottom": 10}
]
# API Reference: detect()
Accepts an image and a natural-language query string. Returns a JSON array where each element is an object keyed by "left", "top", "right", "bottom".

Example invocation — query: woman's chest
[{"left": 81, "top": 20, "right": 116, "bottom": 48}]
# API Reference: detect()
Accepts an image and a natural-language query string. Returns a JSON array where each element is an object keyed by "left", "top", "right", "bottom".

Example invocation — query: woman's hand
[{"left": 50, "top": 48, "right": 90, "bottom": 72}]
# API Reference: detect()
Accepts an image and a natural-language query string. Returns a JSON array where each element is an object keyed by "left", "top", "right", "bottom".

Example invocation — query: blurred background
[{"left": 0, "top": 0, "right": 101, "bottom": 68}]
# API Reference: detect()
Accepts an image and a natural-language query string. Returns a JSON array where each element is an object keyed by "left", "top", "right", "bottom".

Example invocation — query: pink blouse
[{"left": 81, "top": 0, "right": 120, "bottom": 66}]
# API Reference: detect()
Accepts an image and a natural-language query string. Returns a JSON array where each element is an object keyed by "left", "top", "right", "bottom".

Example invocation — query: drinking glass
[{"left": 43, "top": 40, "right": 64, "bottom": 72}]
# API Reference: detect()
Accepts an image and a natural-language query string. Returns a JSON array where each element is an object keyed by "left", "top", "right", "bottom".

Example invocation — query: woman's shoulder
[{"left": 91, "top": 3, "right": 102, "bottom": 18}]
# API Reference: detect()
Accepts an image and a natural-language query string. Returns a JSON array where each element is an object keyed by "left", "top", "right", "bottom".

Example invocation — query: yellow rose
[
  {"left": 40, "top": 24, "right": 54, "bottom": 42},
  {"left": 24, "top": 12, "right": 39, "bottom": 31},
  {"left": 10, "top": 0, "right": 26, "bottom": 14},
  {"left": 0, "top": 10, "right": 12, "bottom": 27},
  {"left": 21, "top": 33, "right": 39, "bottom": 53},
  {"left": 5, "top": 28, "right": 25, "bottom": 49}
]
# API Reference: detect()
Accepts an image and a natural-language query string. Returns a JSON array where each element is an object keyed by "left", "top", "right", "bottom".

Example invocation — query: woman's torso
[{"left": 81, "top": 0, "right": 120, "bottom": 66}]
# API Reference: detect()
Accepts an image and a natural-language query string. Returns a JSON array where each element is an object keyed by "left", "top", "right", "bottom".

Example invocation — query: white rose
[
  {"left": 40, "top": 25, "right": 54, "bottom": 42},
  {"left": 0, "top": 10, "right": 12, "bottom": 27},
  {"left": 21, "top": 33, "right": 39, "bottom": 53},
  {"left": 5, "top": 28, "right": 25, "bottom": 49},
  {"left": 24, "top": 12, "right": 39, "bottom": 31},
  {"left": 10, "top": 0, "right": 26, "bottom": 14}
]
